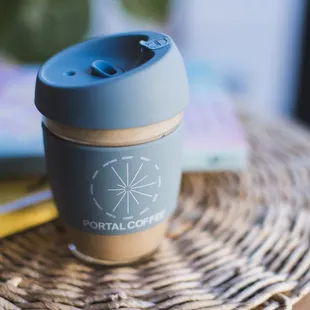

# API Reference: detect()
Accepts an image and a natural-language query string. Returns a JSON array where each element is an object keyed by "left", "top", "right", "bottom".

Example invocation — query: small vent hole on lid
[{"left": 64, "top": 71, "right": 76, "bottom": 76}]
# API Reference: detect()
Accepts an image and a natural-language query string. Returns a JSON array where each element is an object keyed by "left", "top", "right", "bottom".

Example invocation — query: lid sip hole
[{"left": 90, "top": 60, "right": 121, "bottom": 78}]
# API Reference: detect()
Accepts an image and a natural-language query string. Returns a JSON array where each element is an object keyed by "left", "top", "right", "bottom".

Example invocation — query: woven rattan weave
[{"left": 1, "top": 112, "right": 310, "bottom": 310}]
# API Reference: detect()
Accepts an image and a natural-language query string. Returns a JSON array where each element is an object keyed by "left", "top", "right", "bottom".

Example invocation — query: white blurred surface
[
  {"left": 89, "top": 0, "right": 163, "bottom": 36},
  {"left": 168, "top": 0, "right": 305, "bottom": 118}
]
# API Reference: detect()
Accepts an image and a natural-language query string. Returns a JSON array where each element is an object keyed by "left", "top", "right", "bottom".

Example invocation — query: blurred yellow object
[
  {"left": 0, "top": 201, "right": 58, "bottom": 239},
  {"left": 0, "top": 178, "right": 58, "bottom": 239}
]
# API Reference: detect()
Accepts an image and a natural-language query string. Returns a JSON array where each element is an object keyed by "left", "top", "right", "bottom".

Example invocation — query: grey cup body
[
  {"left": 43, "top": 123, "right": 183, "bottom": 235},
  {"left": 35, "top": 31, "right": 189, "bottom": 262}
]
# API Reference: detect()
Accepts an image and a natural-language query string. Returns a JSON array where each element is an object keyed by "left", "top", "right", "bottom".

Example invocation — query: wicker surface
[{"left": 1, "top": 112, "right": 310, "bottom": 310}]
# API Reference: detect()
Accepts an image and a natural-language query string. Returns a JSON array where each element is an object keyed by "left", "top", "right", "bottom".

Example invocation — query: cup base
[
  {"left": 68, "top": 243, "right": 157, "bottom": 266},
  {"left": 66, "top": 220, "right": 168, "bottom": 265}
]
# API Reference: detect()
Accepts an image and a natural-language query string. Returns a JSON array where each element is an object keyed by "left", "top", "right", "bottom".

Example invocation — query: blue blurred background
[{"left": 0, "top": 0, "right": 305, "bottom": 118}]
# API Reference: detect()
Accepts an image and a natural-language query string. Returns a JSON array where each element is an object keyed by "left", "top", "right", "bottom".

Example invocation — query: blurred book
[
  {"left": 183, "top": 61, "right": 248, "bottom": 171},
  {"left": 0, "top": 61, "right": 247, "bottom": 177},
  {"left": 0, "top": 177, "right": 57, "bottom": 238},
  {"left": 0, "top": 64, "right": 45, "bottom": 177}
]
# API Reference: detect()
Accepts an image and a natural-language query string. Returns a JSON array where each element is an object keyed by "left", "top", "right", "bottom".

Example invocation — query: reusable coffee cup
[{"left": 35, "top": 31, "right": 189, "bottom": 265}]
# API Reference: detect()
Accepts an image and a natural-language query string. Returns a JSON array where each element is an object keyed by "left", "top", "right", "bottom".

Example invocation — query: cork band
[{"left": 44, "top": 113, "right": 183, "bottom": 147}]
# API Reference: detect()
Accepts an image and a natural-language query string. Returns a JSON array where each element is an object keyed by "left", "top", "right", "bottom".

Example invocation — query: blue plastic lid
[{"left": 35, "top": 31, "right": 189, "bottom": 130}]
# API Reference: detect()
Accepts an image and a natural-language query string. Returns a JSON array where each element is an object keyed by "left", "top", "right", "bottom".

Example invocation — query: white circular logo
[{"left": 90, "top": 156, "right": 161, "bottom": 220}]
